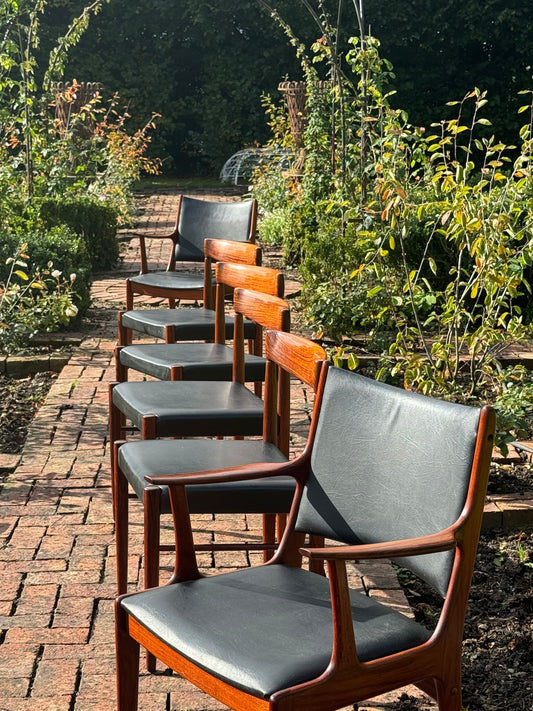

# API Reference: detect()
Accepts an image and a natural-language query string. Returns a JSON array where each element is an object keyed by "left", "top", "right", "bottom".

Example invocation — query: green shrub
[
  {"left": 257, "top": 208, "right": 286, "bottom": 247},
  {"left": 0, "top": 244, "right": 80, "bottom": 354},
  {"left": 0, "top": 225, "right": 92, "bottom": 315},
  {"left": 38, "top": 197, "right": 119, "bottom": 271}
]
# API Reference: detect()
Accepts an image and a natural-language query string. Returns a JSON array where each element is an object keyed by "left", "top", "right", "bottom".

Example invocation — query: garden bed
[
  {"left": 395, "top": 529, "right": 533, "bottom": 711},
  {"left": 0, "top": 371, "right": 57, "bottom": 455}
]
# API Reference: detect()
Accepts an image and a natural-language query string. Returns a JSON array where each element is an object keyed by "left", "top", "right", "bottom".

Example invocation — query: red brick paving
[{"left": 0, "top": 188, "right": 437, "bottom": 710}]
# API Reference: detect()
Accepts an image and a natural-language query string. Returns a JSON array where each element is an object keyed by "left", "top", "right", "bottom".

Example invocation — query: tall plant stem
[{"left": 351, "top": 1, "right": 367, "bottom": 203}]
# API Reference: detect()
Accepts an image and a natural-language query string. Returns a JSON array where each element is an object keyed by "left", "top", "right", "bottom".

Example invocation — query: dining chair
[
  {"left": 118, "top": 237, "right": 261, "bottom": 347},
  {"left": 115, "top": 259, "right": 284, "bottom": 383},
  {"left": 126, "top": 195, "right": 257, "bottom": 310},
  {"left": 113, "top": 330, "right": 326, "bottom": 597},
  {"left": 116, "top": 365, "right": 495, "bottom": 711},
  {"left": 108, "top": 285, "right": 289, "bottom": 478}
]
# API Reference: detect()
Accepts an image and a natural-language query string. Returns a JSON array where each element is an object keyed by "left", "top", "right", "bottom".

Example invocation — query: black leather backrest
[
  {"left": 295, "top": 367, "right": 481, "bottom": 596},
  {"left": 174, "top": 197, "right": 254, "bottom": 262}
]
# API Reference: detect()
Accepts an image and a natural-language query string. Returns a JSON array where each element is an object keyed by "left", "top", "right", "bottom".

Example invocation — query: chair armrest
[
  {"left": 299, "top": 528, "right": 458, "bottom": 561},
  {"left": 146, "top": 459, "right": 304, "bottom": 487},
  {"left": 128, "top": 231, "right": 177, "bottom": 240},
  {"left": 302, "top": 532, "right": 457, "bottom": 676},
  {"left": 129, "top": 231, "right": 177, "bottom": 274}
]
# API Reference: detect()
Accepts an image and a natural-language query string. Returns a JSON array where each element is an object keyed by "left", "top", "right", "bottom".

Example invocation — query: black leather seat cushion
[
  {"left": 118, "top": 439, "right": 291, "bottom": 513},
  {"left": 121, "top": 565, "right": 430, "bottom": 699},
  {"left": 119, "top": 343, "right": 266, "bottom": 382},
  {"left": 129, "top": 271, "right": 207, "bottom": 292},
  {"left": 112, "top": 381, "right": 264, "bottom": 437},
  {"left": 121, "top": 309, "right": 256, "bottom": 341}
]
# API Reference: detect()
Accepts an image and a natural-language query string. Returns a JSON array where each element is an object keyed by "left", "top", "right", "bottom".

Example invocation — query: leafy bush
[
  {"left": 0, "top": 244, "right": 79, "bottom": 354},
  {"left": 0, "top": 225, "right": 92, "bottom": 315},
  {"left": 254, "top": 5, "right": 533, "bottom": 449},
  {"left": 38, "top": 197, "right": 119, "bottom": 271},
  {"left": 0, "top": 2, "right": 161, "bottom": 341}
]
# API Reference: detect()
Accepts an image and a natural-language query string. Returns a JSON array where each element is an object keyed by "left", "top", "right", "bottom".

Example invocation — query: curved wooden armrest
[
  {"left": 129, "top": 230, "right": 177, "bottom": 240},
  {"left": 146, "top": 459, "right": 305, "bottom": 487},
  {"left": 298, "top": 529, "right": 459, "bottom": 674},
  {"left": 131, "top": 231, "right": 177, "bottom": 273},
  {"left": 299, "top": 528, "right": 458, "bottom": 561}
]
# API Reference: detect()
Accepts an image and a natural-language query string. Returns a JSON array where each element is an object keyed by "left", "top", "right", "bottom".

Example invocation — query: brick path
[{"left": 0, "top": 188, "right": 436, "bottom": 710}]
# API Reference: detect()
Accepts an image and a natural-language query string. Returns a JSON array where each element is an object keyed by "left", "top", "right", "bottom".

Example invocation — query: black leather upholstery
[
  {"left": 119, "top": 343, "right": 266, "bottom": 382},
  {"left": 121, "top": 564, "right": 430, "bottom": 698},
  {"left": 174, "top": 197, "right": 255, "bottom": 263},
  {"left": 112, "top": 381, "right": 264, "bottom": 437},
  {"left": 128, "top": 271, "right": 205, "bottom": 292},
  {"left": 121, "top": 309, "right": 256, "bottom": 341},
  {"left": 295, "top": 367, "right": 481, "bottom": 596},
  {"left": 118, "top": 439, "right": 291, "bottom": 513}
]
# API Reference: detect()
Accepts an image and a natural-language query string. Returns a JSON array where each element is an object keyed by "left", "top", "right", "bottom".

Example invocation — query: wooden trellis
[
  {"left": 51, "top": 81, "right": 103, "bottom": 137},
  {"left": 278, "top": 81, "right": 307, "bottom": 148},
  {"left": 278, "top": 81, "right": 329, "bottom": 175}
]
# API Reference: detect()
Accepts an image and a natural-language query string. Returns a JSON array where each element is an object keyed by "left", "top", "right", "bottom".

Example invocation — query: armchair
[
  {"left": 116, "top": 365, "right": 495, "bottom": 711},
  {"left": 126, "top": 195, "right": 257, "bottom": 310}
]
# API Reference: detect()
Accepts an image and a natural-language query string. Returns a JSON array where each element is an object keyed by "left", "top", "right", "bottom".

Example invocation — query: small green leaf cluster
[
  {"left": 0, "top": 224, "right": 92, "bottom": 315},
  {"left": 0, "top": 243, "right": 80, "bottom": 354}
]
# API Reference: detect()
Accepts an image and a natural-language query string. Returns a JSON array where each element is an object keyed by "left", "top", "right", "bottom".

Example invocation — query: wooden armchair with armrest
[{"left": 115, "top": 363, "right": 495, "bottom": 711}]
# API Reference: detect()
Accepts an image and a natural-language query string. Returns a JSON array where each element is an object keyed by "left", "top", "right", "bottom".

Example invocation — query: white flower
[
  {"left": 52, "top": 269, "right": 62, "bottom": 279},
  {"left": 70, "top": 273, "right": 77, "bottom": 282},
  {"left": 65, "top": 304, "right": 79, "bottom": 318}
]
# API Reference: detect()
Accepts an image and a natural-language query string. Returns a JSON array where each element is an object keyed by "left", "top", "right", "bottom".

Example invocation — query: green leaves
[{"left": 254, "top": 12, "right": 533, "bottom": 447}]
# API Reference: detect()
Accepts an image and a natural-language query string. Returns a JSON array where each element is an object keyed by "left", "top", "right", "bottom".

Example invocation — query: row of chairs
[{"left": 111, "top": 196, "right": 495, "bottom": 711}]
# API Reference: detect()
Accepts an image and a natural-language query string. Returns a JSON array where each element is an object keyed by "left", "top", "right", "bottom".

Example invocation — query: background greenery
[
  {"left": 0, "top": 0, "right": 157, "bottom": 351},
  {"left": 36, "top": 0, "right": 532, "bottom": 175}
]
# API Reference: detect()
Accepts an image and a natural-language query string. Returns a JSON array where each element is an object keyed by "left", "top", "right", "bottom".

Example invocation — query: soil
[
  {"left": 395, "top": 528, "right": 533, "bottom": 711},
  {"left": 1, "top": 370, "right": 532, "bottom": 710},
  {"left": 0, "top": 371, "right": 57, "bottom": 454}
]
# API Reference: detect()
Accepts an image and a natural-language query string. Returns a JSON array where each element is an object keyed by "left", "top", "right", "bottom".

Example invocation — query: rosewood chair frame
[
  {"left": 118, "top": 238, "right": 262, "bottom": 347},
  {"left": 113, "top": 330, "right": 326, "bottom": 597},
  {"left": 115, "top": 363, "right": 495, "bottom": 711},
  {"left": 126, "top": 195, "right": 257, "bottom": 311},
  {"left": 110, "top": 265, "right": 285, "bottom": 451},
  {"left": 115, "top": 254, "right": 283, "bottom": 384},
  {"left": 108, "top": 278, "right": 289, "bottom": 492}
]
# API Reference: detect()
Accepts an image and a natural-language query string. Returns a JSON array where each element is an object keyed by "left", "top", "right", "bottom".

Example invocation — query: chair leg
[
  {"left": 114, "top": 458, "right": 129, "bottom": 595},
  {"left": 109, "top": 385, "right": 122, "bottom": 503},
  {"left": 118, "top": 313, "right": 131, "bottom": 346},
  {"left": 434, "top": 673, "right": 463, "bottom": 711},
  {"left": 115, "top": 347, "right": 128, "bottom": 382},
  {"left": 115, "top": 601, "right": 140, "bottom": 711},
  {"left": 144, "top": 485, "right": 162, "bottom": 673},
  {"left": 263, "top": 514, "right": 276, "bottom": 562},
  {"left": 164, "top": 324, "right": 175, "bottom": 344},
  {"left": 126, "top": 280, "right": 134, "bottom": 311},
  {"left": 141, "top": 415, "right": 157, "bottom": 440},
  {"left": 144, "top": 486, "right": 162, "bottom": 591}
]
